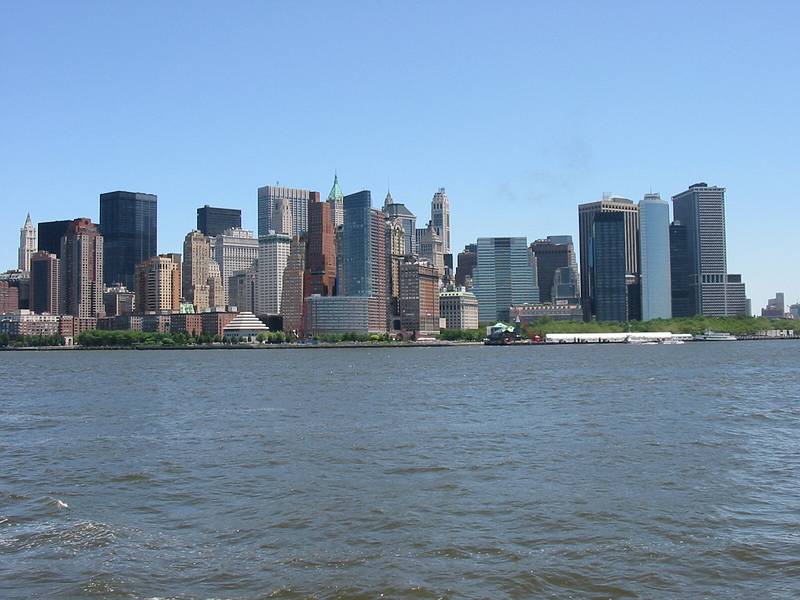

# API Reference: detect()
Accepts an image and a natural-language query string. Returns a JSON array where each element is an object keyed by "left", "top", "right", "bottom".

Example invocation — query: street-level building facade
[{"left": 439, "top": 289, "right": 479, "bottom": 330}]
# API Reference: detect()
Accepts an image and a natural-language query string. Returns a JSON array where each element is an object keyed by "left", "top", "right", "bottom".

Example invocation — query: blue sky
[{"left": 1, "top": 1, "right": 798, "bottom": 311}]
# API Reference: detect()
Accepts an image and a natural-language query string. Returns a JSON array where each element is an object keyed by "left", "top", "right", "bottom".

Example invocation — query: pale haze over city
[{"left": 1, "top": 2, "right": 798, "bottom": 309}]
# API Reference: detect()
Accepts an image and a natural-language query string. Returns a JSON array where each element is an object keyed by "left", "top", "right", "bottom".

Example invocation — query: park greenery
[
  {"left": 76, "top": 330, "right": 221, "bottom": 347},
  {"left": 3, "top": 315, "right": 797, "bottom": 349},
  {"left": 438, "top": 328, "right": 484, "bottom": 341},
  {"left": 0, "top": 333, "right": 65, "bottom": 347},
  {"left": 313, "top": 332, "right": 394, "bottom": 343},
  {"left": 522, "top": 315, "right": 800, "bottom": 337}
]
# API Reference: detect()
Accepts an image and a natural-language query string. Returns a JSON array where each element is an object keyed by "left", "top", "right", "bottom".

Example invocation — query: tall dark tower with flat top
[{"left": 100, "top": 191, "right": 157, "bottom": 288}]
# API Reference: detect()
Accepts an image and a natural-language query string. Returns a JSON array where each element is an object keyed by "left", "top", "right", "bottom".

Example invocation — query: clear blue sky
[{"left": 2, "top": 1, "right": 798, "bottom": 311}]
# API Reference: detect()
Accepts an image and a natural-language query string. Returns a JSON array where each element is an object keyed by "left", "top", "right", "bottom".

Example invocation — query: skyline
[{"left": 2, "top": 2, "right": 798, "bottom": 309}]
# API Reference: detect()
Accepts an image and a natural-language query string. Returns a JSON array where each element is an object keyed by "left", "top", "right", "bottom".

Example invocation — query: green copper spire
[{"left": 327, "top": 173, "right": 343, "bottom": 202}]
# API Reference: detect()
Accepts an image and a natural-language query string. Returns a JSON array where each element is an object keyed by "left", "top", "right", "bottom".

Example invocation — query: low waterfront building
[
  {"left": 59, "top": 315, "right": 98, "bottom": 338},
  {"left": 304, "top": 295, "right": 377, "bottom": 336},
  {"left": 222, "top": 311, "right": 269, "bottom": 342},
  {"left": 98, "top": 314, "right": 143, "bottom": 331},
  {"left": 200, "top": 310, "right": 236, "bottom": 338},
  {"left": 439, "top": 289, "right": 479, "bottom": 330},
  {"left": 141, "top": 314, "right": 171, "bottom": 333},
  {"left": 0, "top": 310, "right": 60, "bottom": 337},
  {"left": 509, "top": 300, "right": 583, "bottom": 324},
  {"left": 170, "top": 313, "right": 203, "bottom": 336}
]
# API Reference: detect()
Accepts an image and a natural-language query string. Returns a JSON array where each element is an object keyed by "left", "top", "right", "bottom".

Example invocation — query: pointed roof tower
[
  {"left": 327, "top": 173, "right": 343, "bottom": 202},
  {"left": 384, "top": 189, "right": 394, "bottom": 208},
  {"left": 23, "top": 213, "right": 33, "bottom": 229}
]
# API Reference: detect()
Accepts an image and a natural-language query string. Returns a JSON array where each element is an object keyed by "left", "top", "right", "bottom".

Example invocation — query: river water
[{"left": 1, "top": 343, "right": 799, "bottom": 599}]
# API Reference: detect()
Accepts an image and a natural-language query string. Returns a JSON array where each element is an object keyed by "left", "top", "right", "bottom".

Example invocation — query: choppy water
[{"left": 1, "top": 343, "right": 799, "bottom": 599}]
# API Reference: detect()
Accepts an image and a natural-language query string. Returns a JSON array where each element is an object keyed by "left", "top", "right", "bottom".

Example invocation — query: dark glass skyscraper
[
  {"left": 339, "top": 190, "right": 386, "bottom": 331},
  {"left": 530, "top": 236, "right": 578, "bottom": 303},
  {"left": 591, "top": 212, "right": 628, "bottom": 322},
  {"left": 100, "top": 191, "right": 158, "bottom": 288},
  {"left": 341, "top": 191, "right": 373, "bottom": 296},
  {"left": 38, "top": 220, "right": 73, "bottom": 257},
  {"left": 578, "top": 197, "right": 639, "bottom": 321},
  {"left": 197, "top": 205, "right": 242, "bottom": 237},
  {"left": 669, "top": 222, "right": 691, "bottom": 317}
]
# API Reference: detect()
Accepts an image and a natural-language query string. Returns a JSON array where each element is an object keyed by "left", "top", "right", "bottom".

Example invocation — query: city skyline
[{"left": 1, "top": 3, "right": 798, "bottom": 308}]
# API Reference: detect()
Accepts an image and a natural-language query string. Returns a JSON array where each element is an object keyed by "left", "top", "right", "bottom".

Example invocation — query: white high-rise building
[
  {"left": 256, "top": 232, "right": 292, "bottom": 315},
  {"left": 431, "top": 188, "right": 451, "bottom": 255},
  {"left": 416, "top": 221, "right": 444, "bottom": 276},
  {"left": 214, "top": 228, "right": 258, "bottom": 305},
  {"left": 18, "top": 213, "right": 37, "bottom": 272},
  {"left": 639, "top": 193, "right": 672, "bottom": 320},
  {"left": 258, "top": 185, "right": 310, "bottom": 239},
  {"left": 270, "top": 198, "right": 293, "bottom": 236}
]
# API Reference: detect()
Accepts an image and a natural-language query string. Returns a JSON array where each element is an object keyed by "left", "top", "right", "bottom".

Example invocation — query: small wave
[
  {"left": 384, "top": 465, "right": 451, "bottom": 475},
  {"left": 109, "top": 472, "right": 153, "bottom": 483},
  {"left": 4, "top": 520, "right": 117, "bottom": 552}
]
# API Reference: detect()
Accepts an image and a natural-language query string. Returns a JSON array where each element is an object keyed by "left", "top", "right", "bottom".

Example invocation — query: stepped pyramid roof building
[{"left": 222, "top": 311, "right": 268, "bottom": 342}]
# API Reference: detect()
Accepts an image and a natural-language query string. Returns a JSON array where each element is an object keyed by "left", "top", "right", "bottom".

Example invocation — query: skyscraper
[
  {"left": 455, "top": 243, "right": 477, "bottom": 289},
  {"left": 99, "top": 191, "right": 158, "bottom": 288},
  {"left": 386, "top": 217, "right": 406, "bottom": 330},
  {"left": 383, "top": 191, "right": 416, "bottom": 256},
  {"left": 340, "top": 190, "right": 386, "bottom": 331},
  {"left": 671, "top": 183, "right": 748, "bottom": 316},
  {"left": 134, "top": 254, "right": 181, "bottom": 314},
  {"left": 214, "top": 228, "right": 258, "bottom": 305},
  {"left": 197, "top": 205, "right": 242, "bottom": 237},
  {"left": 37, "top": 220, "right": 72, "bottom": 257},
  {"left": 431, "top": 188, "right": 451, "bottom": 255},
  {"left": 530, "top": 236, "right": 578, "bottom": 304},
  {"left": 280, "top": 238, "right": 306, "bottom": 334},
  {"left": 399, "top": 260, "right": 440, "bottom": 334},
  {"left": 669, "top": 222, "right": 691, "bottom": 317},
  {"left": 638, "top": 193, "right": 672, "bottom": 320},
  {"left": 182, "top": 231, "right": 218, "bottom": 312},
  {"left": 591, "top": 212, "right": 628, "bottom": 322},
  {"left": 29, "top": 251, "right": 60, "bottom": 314},
  {"left": 327, "top": 173, "right": 344, "bottom": 229},
  {"left": 271, "top": 197, "right": 293, "bottom": 236},
  {"left": 256, "top": 232, "right": 292, "bottom": 315},
  {"left": 18, "top": 214, "right": 37, "bottom": 272},
  {"left": 578, "top": 196, "right": 639, "bottom": 321},
  {"left": 416, "top": 221, "right": 444, "bottom": 276},
  {"left": 60, "top": 218, "right": 104, "bottom": 318},
  {"left": 257, "top": 185, "right": 310, "bottom": 239},
  {"left": 341, "top": 191, "right": 373, "bottom": 297},
  {"left": 473, "top": 237, "right": 539, "bottom": 322},
  {"left": 305, "top": 192, "right": 336, "bottom": 297}
]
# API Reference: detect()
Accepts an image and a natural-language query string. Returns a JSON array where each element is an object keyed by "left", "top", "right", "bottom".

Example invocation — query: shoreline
[{"left": 2, "top": 336, "right": 798, "bottom": 351}]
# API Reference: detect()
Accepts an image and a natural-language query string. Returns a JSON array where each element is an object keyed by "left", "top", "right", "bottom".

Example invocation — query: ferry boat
[{"left": 693, "top": 329, "right": 737, "bottom": 342}]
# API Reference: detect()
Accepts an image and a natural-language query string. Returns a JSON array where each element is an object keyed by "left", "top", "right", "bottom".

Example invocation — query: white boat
[
  {"left": 660, "top": 338, "right": 685, "bottom": 345},
  {"left": 693, "top": 329, "right": 737, "bottom": 341}
]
